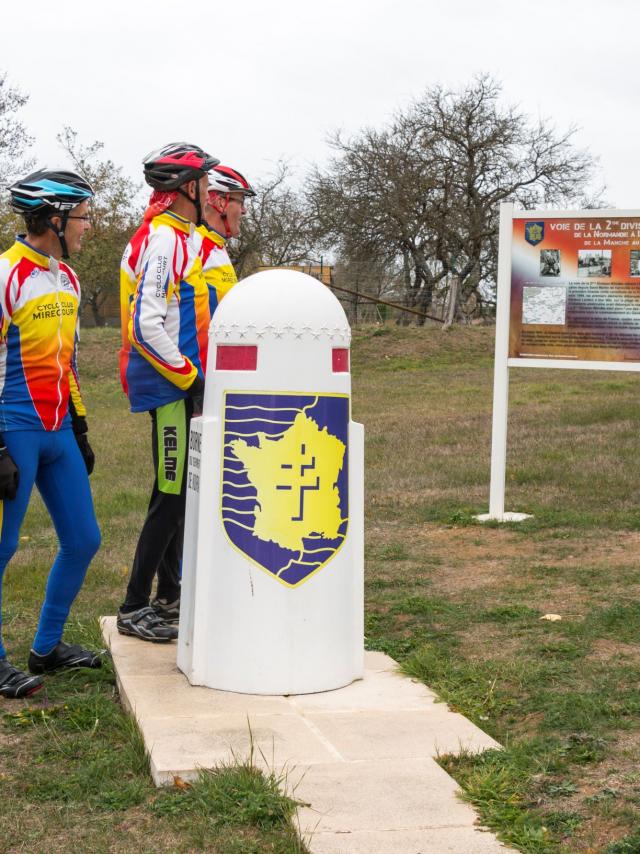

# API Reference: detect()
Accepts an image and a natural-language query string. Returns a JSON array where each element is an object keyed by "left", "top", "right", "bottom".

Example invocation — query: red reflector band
[
  {"left": 216, "top": 345, "right": 258, "bottom": 371},
  {"left": 332, "top": 348, "right": 349, "bottom": 372}
]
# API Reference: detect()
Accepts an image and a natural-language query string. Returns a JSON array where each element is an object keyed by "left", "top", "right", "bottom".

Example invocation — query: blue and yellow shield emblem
[
  {"left": 525, "top": 221, "right": 545, "bottom": 246},
  {"left": 221, "top": 392, "right": 349, "bottom": 587}
]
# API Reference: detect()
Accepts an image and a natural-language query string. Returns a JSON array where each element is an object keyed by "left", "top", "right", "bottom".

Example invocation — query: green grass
[
  {"left": 0, "top": 328, "right": 307, "bottom": 854},
  {"left": 4, "top": 323, "right": 640, "bottom": 852},
  {"left": 605, "top": 829, "right": 640, "bottom": 853},
  {"left": 354, "top": 324, "right": 640, "bottom": 853}
]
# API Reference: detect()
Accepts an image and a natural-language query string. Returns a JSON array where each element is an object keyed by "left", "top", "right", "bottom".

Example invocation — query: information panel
[{"left": 509, "top": 215, "right": 640, "bottom": 362}]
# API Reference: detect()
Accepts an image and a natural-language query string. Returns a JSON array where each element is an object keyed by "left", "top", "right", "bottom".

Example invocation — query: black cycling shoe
[
  {"left": 28, "top": 642, "right": 104, "bottom": 674},
  {"left": 150, "top": 596, "right": 180, "bottom": 625},
  {"left": 0, "top": 658, "right": 44, "bottom": 698},
  {"left": 117, "top": 606, "right": 178, "bottom": 642}
]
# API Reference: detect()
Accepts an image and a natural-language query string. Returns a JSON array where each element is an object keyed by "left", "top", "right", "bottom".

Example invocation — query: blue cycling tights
[{"left": 0, "top": 428, "right": 101, "bottom": 658}]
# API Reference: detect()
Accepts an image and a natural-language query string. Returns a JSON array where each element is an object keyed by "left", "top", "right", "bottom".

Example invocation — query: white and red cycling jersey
[
  {"left": 119, "top": 211, "right": 209, "bottom": 413},
  {"left": 0, "top": 237, "right": 85, "bottom": 431}
]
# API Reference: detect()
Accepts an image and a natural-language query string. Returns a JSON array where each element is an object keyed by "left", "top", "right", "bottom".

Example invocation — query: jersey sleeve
[
  {"left": 65, "top": 265, "right": 87, "bottom": 418},
  {"left": 128, "top": 226, "right": 198, "bottom": 390},
  {"left": 0, "top": 256, "right": 15, "bottom": 336},
  {"left": 0, "top": 258, "right": 11, "bottom": 416},
  {"left": 68, "top": 331, "right": 86, "bottom": 417}
]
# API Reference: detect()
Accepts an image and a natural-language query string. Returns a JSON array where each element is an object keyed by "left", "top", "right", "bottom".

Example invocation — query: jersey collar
[
  {"left": 15, "top": 236, "right": 53, "bottom": 269},
  {"left": 196, "top": 223, "right": 226, "bottom": 247},
  {"left": 153, "top": 211, "right": 193, "bottom": 235}
]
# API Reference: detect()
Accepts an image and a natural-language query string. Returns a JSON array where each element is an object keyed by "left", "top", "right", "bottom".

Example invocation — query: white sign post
[
  {"left": 480, "top": 203, "right": 640, "bottom": 521},
  {"left": 478, "top": 203, "right": 526, "bottom": 522}
]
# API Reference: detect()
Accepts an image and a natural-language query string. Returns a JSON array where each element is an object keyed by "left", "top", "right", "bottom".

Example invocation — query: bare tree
[
  {"left": 331, "top": 251, "right": 403, "bottom": 324},
  {"left": 310, "top": 74, "right": 600, "bottom": 323},
  {"left": 404, "top": 74, "right": 598, "bottom": 320},
  {"left": 0, "top": 73, "right": 33, "bottom": 187},
  {"left": 231, "top": 162, "right": 321, "bottom": 277},
  {"left": 0, "top": 73, "right": 33, "bottom": 251},
  {"left": 58, "top": 127, "right": 141, "bottom": 325},
  {"left": 309, "top": 123, "right": 447, "bottom": 323}
]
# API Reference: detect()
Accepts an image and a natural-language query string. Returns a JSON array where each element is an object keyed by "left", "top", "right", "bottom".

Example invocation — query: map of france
[{"left": 230, "top": 412, "right": 346, "bottom": 552}]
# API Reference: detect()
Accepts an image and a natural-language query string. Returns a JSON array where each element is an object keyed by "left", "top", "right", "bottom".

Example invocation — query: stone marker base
[
  {"left": 102, "top": 617, "right": 515, "bottom": 853},
  {"left": 475, "top": 511, "right": 533, "bottom": 523}
]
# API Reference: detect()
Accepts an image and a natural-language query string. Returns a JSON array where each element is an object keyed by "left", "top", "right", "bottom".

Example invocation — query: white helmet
[{"left": 208, "top": 165, "right": 255, "bottom": 197}]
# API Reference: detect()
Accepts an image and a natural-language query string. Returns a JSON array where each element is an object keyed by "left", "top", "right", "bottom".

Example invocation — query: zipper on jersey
[{"left": 52, "top": 259, "right": 65, "bottom": 430}]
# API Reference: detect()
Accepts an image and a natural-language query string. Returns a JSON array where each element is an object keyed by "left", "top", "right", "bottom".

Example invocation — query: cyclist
[
  {"left": 0, "top": 169, "right": 103, "bottom": 699},
  {"left": 137, "top": 164, "right": 256, "bottom": 630},
  {"left": 117, "top": 143, "right": 217, "bottom": 643},
  {"left": 196, "top": 165, "right": 255, "bottom": 314}
]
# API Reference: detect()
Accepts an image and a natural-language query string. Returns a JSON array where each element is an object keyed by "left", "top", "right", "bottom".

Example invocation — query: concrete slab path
[{"left": 102, "top": 617, "right": 516, "bottom": 853}]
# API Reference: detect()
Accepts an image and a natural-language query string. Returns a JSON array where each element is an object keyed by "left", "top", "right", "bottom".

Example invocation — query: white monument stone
[{"left": 177, "top": 270, "right": 364, "bottom": 694}]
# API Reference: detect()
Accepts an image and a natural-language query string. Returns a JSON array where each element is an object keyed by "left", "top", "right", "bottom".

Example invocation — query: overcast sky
[{"left": 3, "top": 0, "right": 639, "bottom": 208}]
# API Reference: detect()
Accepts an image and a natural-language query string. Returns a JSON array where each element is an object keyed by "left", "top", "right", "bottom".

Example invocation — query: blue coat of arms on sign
[
  {"left": 221, "top": 392, "right": 349, "bottom": 587},
  {"left": 525, "top": 221, "right": 545, "bottom": 246}
]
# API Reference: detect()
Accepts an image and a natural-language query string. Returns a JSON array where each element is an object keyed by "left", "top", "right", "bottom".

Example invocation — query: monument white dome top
[{"left": 210, "top": 269, "right": 351, "bottom": 346}]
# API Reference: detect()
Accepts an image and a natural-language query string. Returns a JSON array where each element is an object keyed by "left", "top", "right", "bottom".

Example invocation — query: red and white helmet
[
  {"left": 208, "top": 165, "right": 255, "bottom": 198},
  {"left": 143, "top": 142, "right": 219, "bottom": 190}
]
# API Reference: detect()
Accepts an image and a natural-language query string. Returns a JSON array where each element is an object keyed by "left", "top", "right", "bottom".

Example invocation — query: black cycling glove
[
  {"left": 68, "top": 400, "right": 95, "bottom": 476},
  {"left": 75, "top": 433, "right": 95, "bottom": 476},
  {"left": 0, "top": 437, "right": 19, "bottom": 500},
  {"left": 189, "top": 375, "right": 205, "bottom": 417}
]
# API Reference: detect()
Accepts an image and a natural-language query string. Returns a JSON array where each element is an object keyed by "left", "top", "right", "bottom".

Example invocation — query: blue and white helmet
[{"left": 9, "top": 168, "right": 94, "bottom": 214}]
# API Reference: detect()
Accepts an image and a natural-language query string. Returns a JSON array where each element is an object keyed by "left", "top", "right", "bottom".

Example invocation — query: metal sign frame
[{"left": 487, "top": 202, "right": 640, "bottom": 519}]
